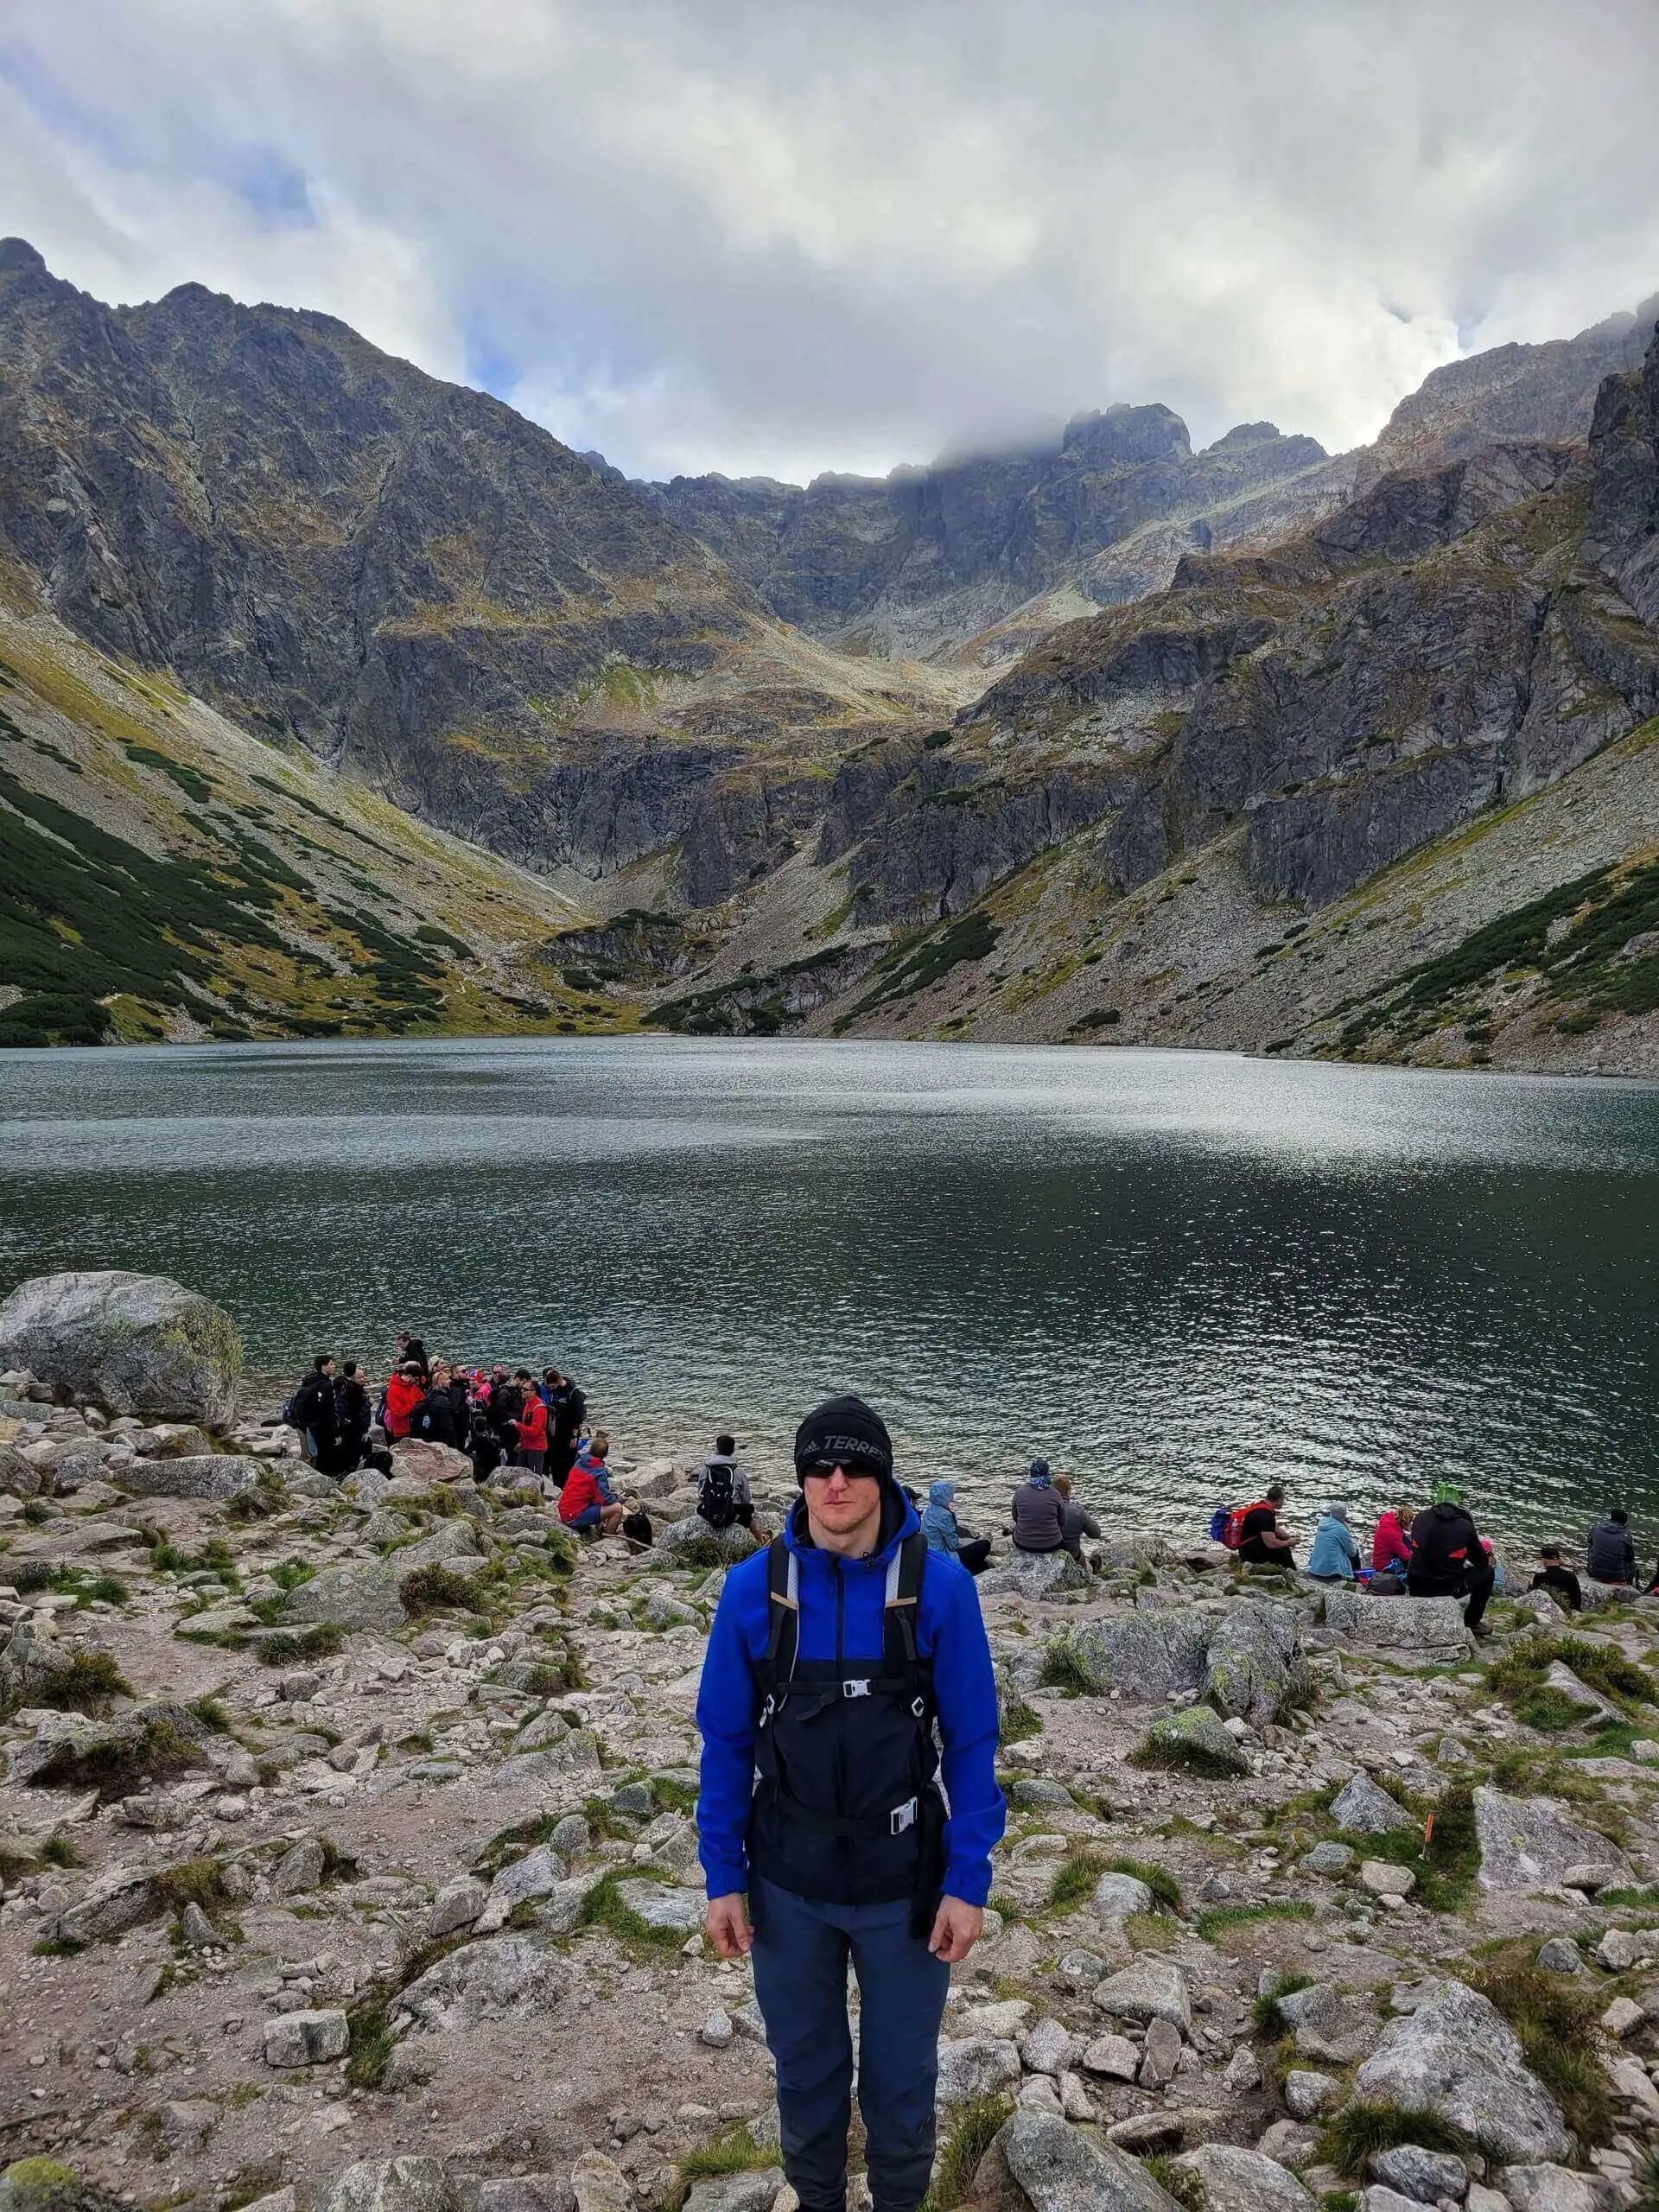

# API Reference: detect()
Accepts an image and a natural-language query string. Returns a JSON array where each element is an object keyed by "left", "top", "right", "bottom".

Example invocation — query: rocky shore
[{"left": 3, "top": 1273, "right": 1659, "bottom": 2212}]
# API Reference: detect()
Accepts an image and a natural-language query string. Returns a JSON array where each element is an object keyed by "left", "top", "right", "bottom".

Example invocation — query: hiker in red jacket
[
  {"left": 510, "top": 1368, "right": 549, "bottom": 1476},
  {"left": 560, "top": 1432, "right": 625, "bottom": 1536},
  {"left": 385, "top": 1362, "right": 425, "bottom": 1442}
]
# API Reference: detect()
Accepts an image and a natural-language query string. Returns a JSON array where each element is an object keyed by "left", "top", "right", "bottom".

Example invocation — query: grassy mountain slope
[{"left": 0, "top": 581, "right": 636, "bottom": 1047}]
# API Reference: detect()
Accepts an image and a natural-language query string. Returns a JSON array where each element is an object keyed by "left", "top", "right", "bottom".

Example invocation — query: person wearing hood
[
  {"left": 1371, "top": 1504, "right": 1415, "bottom": 1576},
  {"left": 1306, "top": 1503, "right": 1362, "bottom": 1581},
  {"left": 1408, "top": 1480, "right": 1495, "bottom": 1637},
  {"left": 385, "top": 1361, "right": 425, "bottom": 1443},
  {"left": 920, "top": 1480, "right": 991, "bottom": 1574},
  {"left": 697, "top": 1395, "right": 1003, "bottom": 2212},
  {"left": 1010, "top": 1459, "right": 1068, "bottom": 1554}
]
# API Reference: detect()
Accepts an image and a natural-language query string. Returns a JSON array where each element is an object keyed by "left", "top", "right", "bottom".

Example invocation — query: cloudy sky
[{"left": 3, "top": 0, "right": 1657, "bottom": 484}]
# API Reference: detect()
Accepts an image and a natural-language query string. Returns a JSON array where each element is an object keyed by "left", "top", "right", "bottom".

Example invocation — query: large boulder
[
  {"left": 935, "top": 2036, "right": 1021, "bottom": 2105},
  {"left": 1330, "top": 1770, "right": 1419, "bottom": 1836},
  {"left": 1139, "top": 1704, "right": 1251, "bottom": 1776},
  {"left": 1319, "top": 1588, "right": 1470, "bottom": 1658},
  {"left": 655, "top": 1516, "right": 760, "bottom": 1565},
  {"left": 313, "top": 2163, "right": 458, "bottom": 2212},
  {"left": 283, "top": 1563, "right": 407, "bottom": 1632},
  {"left": 397, "top": 1935, "right": 568, "bottom": 2030},
  {"left": 1473, "top": 1787, "right": 1633, "bottom": 1893},
  {"left": 1274, "top": 1982, "right": 1383, "bottom": 2064},
  {"left": 1093, "top": 1957, "right": 1192, "bottom": 2031},
  {"left": 1173, "top": 2147, "right": 1317, "bottom": 2212},
  {"left": 0, "top": 1274, "right": 241, "bottom": 1427},
  {"left": 1001, "top": 2106, "right": 1183, "bottom": 2212},
  {"left": 1352, "top": 1979, "right": 1570, "bottom": 2162},
  {"left": 1205, "top": 1602, "right": 1311, "bottom": 1726},
  {"left": 0, "top": 1443, "right": 43, "bottom": 1497},
  {"left": 976, "top": 1551, "right": 1091, "bottom": 1600},
  {"left": 1050, "top": 1614, "right": 1210, "bottom": 1698},
  {"left": 389, "top": 1440, "right": 474, "bottom": 1485},
  {"left": 113, "top": 1454, "right": 267, "bottom": 1503}
]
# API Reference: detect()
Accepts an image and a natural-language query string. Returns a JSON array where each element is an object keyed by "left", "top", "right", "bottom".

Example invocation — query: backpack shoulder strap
[
  {"left": 762, "top": 1535, "right": 799, "bottom": 1679},
  {"left": 882, "top": 1530, "right": 929, "bottom": 1669}
]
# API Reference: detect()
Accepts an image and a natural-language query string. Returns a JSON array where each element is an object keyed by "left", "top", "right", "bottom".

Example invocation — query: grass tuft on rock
[
  {"left": 255, "top": 1624, "right": 342, "bottom": 1665},
  {"left": 1348, "top": 1783, "right": 1478, "bottom": 1911},
  {"left": 1472, "top": 1955, "right": 1615, "bottom": 2145},
  {"left": 1194, "top": 1898, "right": 1314, "bottom": 1941},
  {"left": 1037, "top": 1637, "right": 1094, "bottom": 1696},
  {"left": 400, "top": 1563, "right": 485, "bottom": 1617},
  {"left": 1143, "top": 2158, "right": 1204, "bottom": 2212},
  {"left": 1103, "top": 1855, "right": 1183, "bottom": 1910},
  {"left": 15, "top": 1647, "right": 133, "bottom": 1716},
  {"left": 1318, "top": 2101, "right": 1475, "bottom": 2177},
  {"left": 918, "top": 2094, "right": 1014, "bottom": 2212},
  {"left": 575, "top": 1871, "right": 696, "bottom": 1952},
  {"left": 1252, "top": 1971, "right": 1313, "bottom": 2038},
  {"left": 1047, "top": 1848, "right": 1109, "bottom": 1910}
]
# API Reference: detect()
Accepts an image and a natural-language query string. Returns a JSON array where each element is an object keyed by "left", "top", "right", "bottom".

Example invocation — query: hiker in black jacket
[
  {"left": 1407, "top": 1483, "right": 1495, "bottom": 1637},
  {"left": 290, "top": 1356, "right": 339, "bottom": 1467},
  {"left": 334, "top": 1361, "right": 372, "bottom": 1471},
  {"left": 411, "top": 1362, "right": 461, "bottom": 1448},
  {"left": 1586, "top": 1509, "right": 1638, "bottom": 1589}
]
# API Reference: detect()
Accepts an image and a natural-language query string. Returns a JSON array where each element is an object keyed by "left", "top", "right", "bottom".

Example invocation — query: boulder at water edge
[
  {"left": 1352, "top": 1978, "right": 1571, "bottom": 2161},
  {"left": 976, "top": 1550, "right": 1092, "bottom": 1599},
  {"left": 0, "top": 1272, "right": 241, "bottom": 1426}
]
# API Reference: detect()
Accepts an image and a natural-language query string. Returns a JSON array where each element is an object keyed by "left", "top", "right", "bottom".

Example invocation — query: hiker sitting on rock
[
  {"left": 1236, "top": 1485, "right": 1296, "bottom": 1568},
  {"left": 1407, "top": 1480, "right": 1495, "bottom": 1638},
  {"left": 1306, "top": 1501, "right": 1362, "bottom": 1582},
  {"left": 1530, "top": 1543, "right": 1581, "bottom": 1611},
  {"left": 920, "top": 1479, "right": 991, "bottom": 1574},
  {"left": 1010, "top": 1459, "right": 1067, "bottom": 1554},
  {"left": 696, "top": 1393, "right": 1004, "bottom": 2212},
  {"left": 697, "top": 1434, "right": 754, "bottom": 1531},
  {"left": 1586, "top": 1506, "right": 1638, "bottom": 1591},
  {"left": 1052, "top": 1474, "right": 1100, "bottom": 1568}
]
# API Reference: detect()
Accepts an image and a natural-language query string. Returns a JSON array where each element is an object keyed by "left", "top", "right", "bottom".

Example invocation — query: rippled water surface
[{"left": 2, "top": 1038, "right": 1657, "bottom": 1543}]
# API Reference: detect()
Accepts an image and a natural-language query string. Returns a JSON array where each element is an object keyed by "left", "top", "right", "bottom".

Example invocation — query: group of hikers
[
  {"left": 1208, "top": 1483, "right": 1652, "bottom": 1637},
  {"left": 284, "top": 1335, "right": 641, "bottom": 1540}
]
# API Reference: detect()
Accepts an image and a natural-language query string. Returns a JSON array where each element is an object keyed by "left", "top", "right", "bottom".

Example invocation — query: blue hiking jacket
[
  {"left": 919, "top": 1497, "right": 962, "bottom": 1556},
  {"left": 696, "top": 1492, "right": 1005, "bottom": 1907},
  {"left": 1307, "top": 1513, "right": 1361, "bottom": 1580}
]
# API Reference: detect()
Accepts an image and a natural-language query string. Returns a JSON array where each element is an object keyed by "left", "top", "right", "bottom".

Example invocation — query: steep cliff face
[
  {"left": 646, "top": 406, "right": 1335, "bottom": 659},
  {"left": 0, "top": 239, "right": 963, "bottom": 893}
]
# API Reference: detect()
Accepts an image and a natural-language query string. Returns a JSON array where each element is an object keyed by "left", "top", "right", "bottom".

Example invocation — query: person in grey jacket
[
  {"left": 1010, "top": 1459, "right": 1067, "bottom": 1554},
  {"left": 1052, "top": 1474, "right": 1100, "bottom": 1564},
  {"left": 1586, "top": 1509, "right": 1637, "bottom": 1587}
]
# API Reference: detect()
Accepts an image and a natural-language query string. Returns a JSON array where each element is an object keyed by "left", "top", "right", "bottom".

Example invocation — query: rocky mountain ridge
[
  {"left": 637, "top": 318, "right": 1659, "bottom": 1077},
  {"left": 645, "top": 297, "right": 1659, "bottom": 671}
]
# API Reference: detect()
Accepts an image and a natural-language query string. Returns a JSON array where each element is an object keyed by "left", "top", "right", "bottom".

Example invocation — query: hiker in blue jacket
[{"left": 696, "top": 1394, "right": 1005, "bottom": 2212}]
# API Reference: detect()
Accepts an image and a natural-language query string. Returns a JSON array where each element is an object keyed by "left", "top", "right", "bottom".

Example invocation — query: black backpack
[{"left": 699, "top": 1461, "right": 739, "bottom": 1530}]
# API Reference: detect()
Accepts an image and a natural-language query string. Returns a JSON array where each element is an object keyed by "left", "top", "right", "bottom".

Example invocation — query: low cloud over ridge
[{"left": 3, "top": 0, "right": 1657, "bottom": 482}]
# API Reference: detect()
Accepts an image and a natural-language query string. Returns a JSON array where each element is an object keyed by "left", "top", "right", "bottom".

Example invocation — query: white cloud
[{"left": 2, "top": 0, "right": 1656, "bottom": 480}]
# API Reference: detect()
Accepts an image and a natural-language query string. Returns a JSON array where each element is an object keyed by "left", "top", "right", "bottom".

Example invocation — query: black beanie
[{"left": 794, "top": 1394, "right": 893, "bottom": 1484}]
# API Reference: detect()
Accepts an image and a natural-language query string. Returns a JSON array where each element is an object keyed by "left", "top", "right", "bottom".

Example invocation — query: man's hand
[
  {"left": 706, "top": 1893, "right": 753, "bottom": 1958},
  {"left": 928, "top": 1897, "right": 984, "bottom": 1963}
]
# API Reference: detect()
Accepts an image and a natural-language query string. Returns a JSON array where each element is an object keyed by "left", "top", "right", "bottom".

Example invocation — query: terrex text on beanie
[{"left": 793, "top": 1394, "right": 894, "bottom": 1484}]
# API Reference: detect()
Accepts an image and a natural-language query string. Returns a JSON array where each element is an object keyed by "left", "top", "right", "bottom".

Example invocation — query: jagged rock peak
[{"left": 1061, "top": 400, "right": 1192, "bottom": 467}]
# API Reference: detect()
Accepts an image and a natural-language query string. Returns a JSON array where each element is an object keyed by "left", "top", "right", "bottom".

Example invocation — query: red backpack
[{"left": 1225, "top": 1499, "right": 1274, "bottom": 1550}]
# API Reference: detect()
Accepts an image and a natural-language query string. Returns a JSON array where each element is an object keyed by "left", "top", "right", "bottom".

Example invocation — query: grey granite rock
[
  {"left": 1473, "top": 1786, "right": 1633, "bottom": 1892},
  {"left": 0, "top": 1272, "right": 242, "bottom": 1426},
  {"left": 1173, "top": 2146, "right": 1317, "bottom": 2212},
  {"left": 1353, "top": 1979, "right": 1570, "bottom": 2162},
  {"left": 1002, "top": 2106, "right": 1184, "bottom": 2212}
]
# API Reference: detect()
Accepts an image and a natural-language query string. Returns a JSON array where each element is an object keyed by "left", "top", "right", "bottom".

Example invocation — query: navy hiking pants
[{"left": 749, "top": 1875, "right": 950, "bottom": 2212}]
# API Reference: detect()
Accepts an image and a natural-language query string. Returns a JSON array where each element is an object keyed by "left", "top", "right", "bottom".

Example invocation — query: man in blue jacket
[{"left": 697, "top": 1395, "right": 1005, "bottom": 2212}]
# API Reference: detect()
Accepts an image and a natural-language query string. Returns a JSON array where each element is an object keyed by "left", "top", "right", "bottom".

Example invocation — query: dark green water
[{"left": 1, "top": 1037, "right": 1656, "bottom": 1548}]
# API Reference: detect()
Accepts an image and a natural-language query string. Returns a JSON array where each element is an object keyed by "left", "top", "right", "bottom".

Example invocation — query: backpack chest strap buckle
[
  {"left": 842, "top": 1678, "right": 872, "bottom": 1699},
  {"left": 889, "top": 1796, "right": 918, "bottom": 1835}
]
